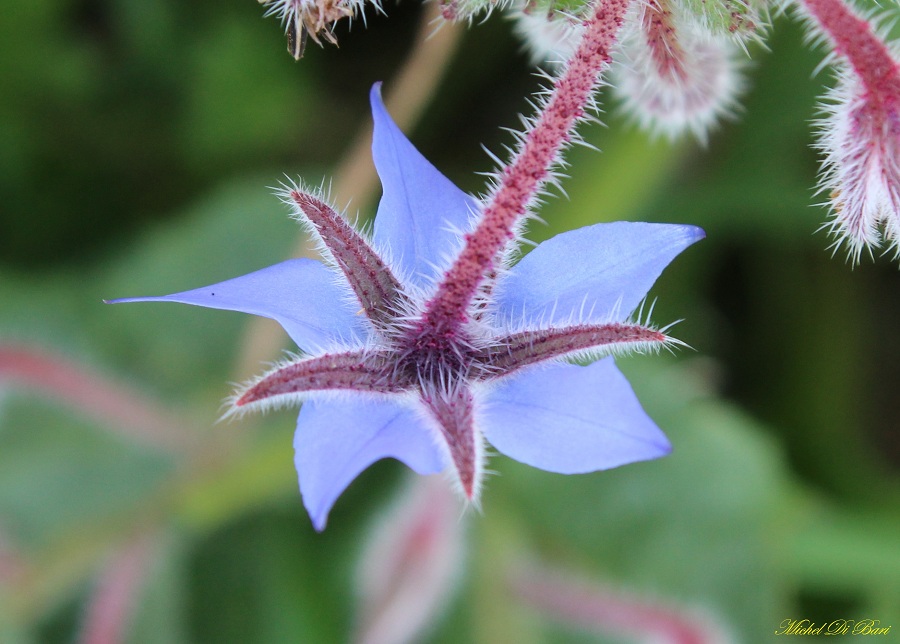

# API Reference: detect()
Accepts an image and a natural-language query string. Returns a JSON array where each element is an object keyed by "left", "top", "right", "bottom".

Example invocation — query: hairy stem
[
  {"left": 801, "top": 0, "right": 900, "bottom": 104},
  {"left": 423, "top": 0, "right": 633, "bottom": 332}
]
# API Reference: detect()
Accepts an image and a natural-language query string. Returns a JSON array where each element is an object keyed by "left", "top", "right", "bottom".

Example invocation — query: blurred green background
[{"left": 1, "top": 0, "right": 898, "bottom": 641}]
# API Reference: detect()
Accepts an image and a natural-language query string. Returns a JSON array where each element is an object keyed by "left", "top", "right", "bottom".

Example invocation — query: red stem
[
  {"left": 801, "top": 0, "right": 900, "bottom": 105},
  {"left": 422, "top": 0, "right": 633, "bottom": 332},
  {"left": 0, "top": 527, "right": 28, "bottom": 585},
  {"left": 355, "top": 477, "right": 462, "bottom": 644},
  {"left": 512, "top": 567, "right": 727, "bottom": 644},
  {"left": 79, "top": 532, "right": 158, "bottom": 644}
]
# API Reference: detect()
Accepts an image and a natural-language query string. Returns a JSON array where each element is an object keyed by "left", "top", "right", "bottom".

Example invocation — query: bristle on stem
[{"left": 421, "top": 0, "right": 633, "bottom": 333}]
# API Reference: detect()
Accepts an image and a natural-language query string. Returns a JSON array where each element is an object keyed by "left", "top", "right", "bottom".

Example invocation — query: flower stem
[
  {"left": 423, "top": 0, "right": 633, "bottom": 331},
  {"left": 801, "top": 0, "right": 900, "bottom": 104}
]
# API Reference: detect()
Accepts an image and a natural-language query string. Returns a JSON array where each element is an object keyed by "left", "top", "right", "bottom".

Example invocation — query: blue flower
[{"left": 110, "top": 85, "right": 703, "bottom": 530}]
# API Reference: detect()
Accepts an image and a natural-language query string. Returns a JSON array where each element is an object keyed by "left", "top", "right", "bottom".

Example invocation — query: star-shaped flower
[{"left": 110, "top": 85, "right": 703, "bottom": 530}]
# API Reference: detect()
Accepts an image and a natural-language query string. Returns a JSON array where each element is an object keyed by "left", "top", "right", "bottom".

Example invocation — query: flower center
[{"left": 393, "top": 322, "right": 485, "bottom": 390}]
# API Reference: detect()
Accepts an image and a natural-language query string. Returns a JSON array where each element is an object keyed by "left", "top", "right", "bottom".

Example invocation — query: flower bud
[{"left": 612, "top": 1, "right": 745, "bottom": 142}]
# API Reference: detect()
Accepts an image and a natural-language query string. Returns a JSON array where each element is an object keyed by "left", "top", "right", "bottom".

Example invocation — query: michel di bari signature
[{"left": 776, "top": 619, "right": 892, "bottom": 635}]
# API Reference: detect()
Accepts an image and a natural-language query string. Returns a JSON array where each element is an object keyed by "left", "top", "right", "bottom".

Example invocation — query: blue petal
[
  {"left": 107, "top": 258, "right": 367, "bottom": 352},
  {"left": 369, "top": 83, "right": 480, "bottom": 288},
  {"left": 480, "top": 358, "right": 671, "bottom": 474},
  {"left": 494, "top": 222, "right": 704, "bottom": 326},
  {"left": 295, "top": 396, "right": 447, "bottom": 531}
]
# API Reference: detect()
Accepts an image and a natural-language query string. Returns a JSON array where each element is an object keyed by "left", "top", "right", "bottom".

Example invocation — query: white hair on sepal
[
  {"left": 562, "top": 334, "right": 675, "bottom": 366},
  {"left": 556, "top": 317, "right": 683, "bottom": 367},
  {"left": 273, "top": 176, "right": 369, "bottom": 265},
  {"left": 486, "top": 291, "right": 683, "bottom": 369},
  {"left": 629, "top": 296, "right": 691, "bottom": 352},
  {"left": 488, "top": 289, "right": 620, "bottom": 337},
  {"left": 273, "top": 176, "right": 435, "bottom": 331},
  {"left": 405, "top": 388, "right": 491, "bottom": 508},
  {"left": 221, "top": 347, "right": 410, "bottom": 422},
  {"left": 448, "top": 427, "right": 489, "bottom": 511},
  {"left": 362, "top": 206, "right": 485, "bottom": 314},
  {"left": 366, "top": 234, "right": 413, "bottom": 288},
  {"left": 221, "top": 385, "right": 305, "bottom": 422},
  {"left": 632, "top": 295, "right": 652, "bottom": 327},
  {"left": 417, "top": 223, "right": 472, "bottom": 291}
]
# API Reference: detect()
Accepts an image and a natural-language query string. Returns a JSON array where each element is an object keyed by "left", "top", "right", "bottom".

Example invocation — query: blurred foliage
[{"left": 0, "top": 0, "right": 898, "bottom": 641}]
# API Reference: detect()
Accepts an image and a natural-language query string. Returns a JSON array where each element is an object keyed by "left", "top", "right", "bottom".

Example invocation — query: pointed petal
[
  {"left": 370, "top": 84, "right": 480, "bottom": 287},
  {"left": 107, "top": 259, "right": 368, "bottom": 352},
  {"left": 494, "top": 222, "right": 704, "bottom": 326},
  {"left": 295, "top": 397, "right": 446, "bottom": 531},
  {"left": 480, "top": 358, "right": 670, "bottom": 474}
]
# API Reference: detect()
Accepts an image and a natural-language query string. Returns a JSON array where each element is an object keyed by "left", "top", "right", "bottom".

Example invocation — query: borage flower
[{"left": 110, "top": 86, "right": 703, "bottom": 530}]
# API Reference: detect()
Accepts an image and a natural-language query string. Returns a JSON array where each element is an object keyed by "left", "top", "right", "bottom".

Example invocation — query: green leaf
[{"left": 0, "top": 398, "right": 172, "bottom": 549}]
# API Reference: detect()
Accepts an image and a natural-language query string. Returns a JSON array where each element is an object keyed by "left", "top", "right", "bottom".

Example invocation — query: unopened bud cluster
[{"left": 509, "top": 0, "right": 900, "bottom": 261}]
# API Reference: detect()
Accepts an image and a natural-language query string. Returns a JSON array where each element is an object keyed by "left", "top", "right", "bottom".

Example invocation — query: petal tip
[
  {"left": 103, "top": 296, "right": 151, "bottom": 305},
  {"left": 304, "top": 493, "right": 332, "bottom": 532},
  {"left": 311, "top": 514, "right": 328, "bottom": 532},
  {"left": 688, "top": 225, "right": 707, "bottom": 243},
  {"left": 369, "top": 81, "right": 387, "bottom": 114},
  {"left": 655, "top": 436, "right": 673, "bottom": 458}
]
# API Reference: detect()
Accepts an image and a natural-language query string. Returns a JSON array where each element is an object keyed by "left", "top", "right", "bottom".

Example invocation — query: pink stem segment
[
  {"left": 355, "top": 477, "right": 463, "bottom": 644},
  {"left": 422, "top": 0, "right": 633, "bottom": 331},
  {"left": 0, "top": 527, "right": 28, "bottom": 586},
  {"left": 79, "top": 532, "right": 158, "bottom": 644},
  {"left": 0, "top": 344, "right": 189, "bottom": 451},
  {"left": 511, "top": 566, "right": 730, "bottom": 644},
  {"left": 801, "top": 0, "right": 900, "bottom": 105}
]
